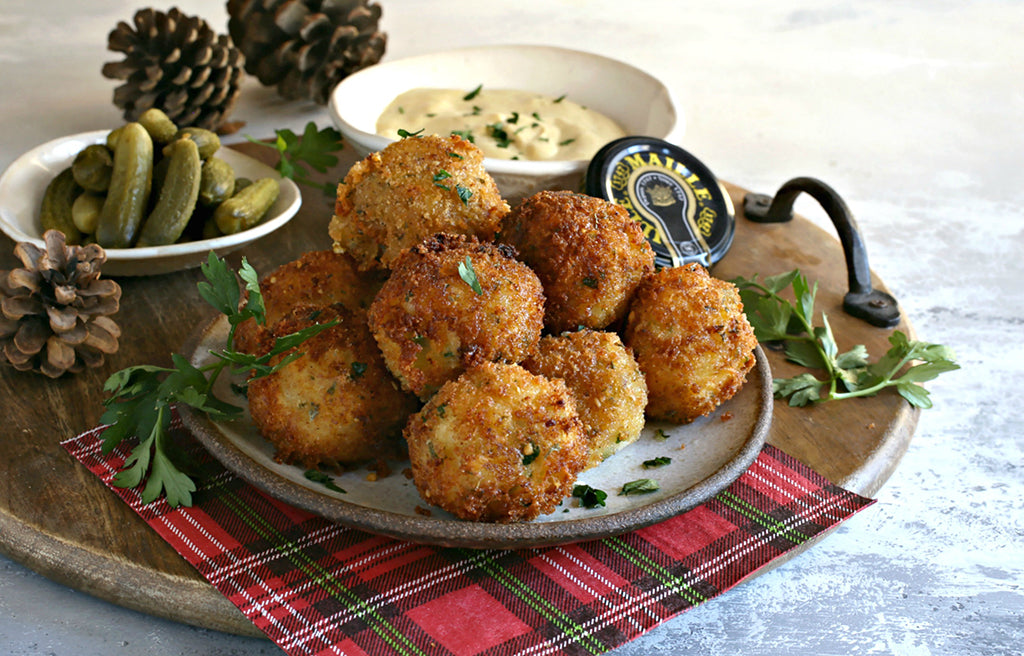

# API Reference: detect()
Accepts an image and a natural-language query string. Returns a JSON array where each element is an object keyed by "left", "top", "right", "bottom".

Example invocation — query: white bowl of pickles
[
  {"left": 328, "top": 44, "right": 681, "bottom": 202},
  {"left": 0, "top": 127, "right": 301, "bottom": 277}
]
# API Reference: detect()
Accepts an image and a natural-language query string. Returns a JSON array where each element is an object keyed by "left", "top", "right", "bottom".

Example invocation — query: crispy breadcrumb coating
[
  {"left": 247, "top": 304, "right": 418, "bottom": 468},
  {"left": 329, "top": 134, "right": 509, "bottom": 270},
  {"left": 404, "top": 362, "right": 589, "bottom": 522},
  {"left": 235, "top": 250, "right": 386, "bottom": 355},
  {"left": 368, "top": 233, "right": 545, "bottom": 400},
  {"left": 523, "top": 329, "right": 647, "bottom": 469},
  {"left": 624, "top": 263, "right": 757, "bottom": 422},
  {"left": 500, "top": 190, "right": 654, "bottom": 333}
]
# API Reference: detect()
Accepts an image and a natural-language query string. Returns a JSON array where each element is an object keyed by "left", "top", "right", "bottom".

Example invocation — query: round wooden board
[{"left": 0, "top": 144, "right": 918, "bottom": 637}]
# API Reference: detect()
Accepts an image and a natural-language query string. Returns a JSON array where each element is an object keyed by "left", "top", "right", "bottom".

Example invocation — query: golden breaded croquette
[
  {"left": 247, "top": 304, "right": 419, "bottom": 468},
  {"left": 522, "top": 329, "right": 647, "bottom": 469},
  {"left": 368, "top": 233, "right": 545, "bottom": 400},
  {"left": 500, "top": 190, "right": 655, "bottom": 333},
  {"left": 328, "top": 134, "right": 510, "bottom": 271},
  {"left": 234, "top": 250, "right": 386, "bottom": 355},
  {"left": 404, "top": 361, "right": 590, "bottom": 522},
  {"left": 624, "top": 263, "right": 757, "bottom": 422}
]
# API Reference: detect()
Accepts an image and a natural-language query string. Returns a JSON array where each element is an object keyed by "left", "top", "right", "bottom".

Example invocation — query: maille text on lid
[{"left": 586, "top": 137, "right": 735, "bottom": 268}]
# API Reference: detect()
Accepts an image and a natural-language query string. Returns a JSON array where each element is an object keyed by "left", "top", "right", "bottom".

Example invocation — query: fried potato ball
[
  {"left": 328, "top": 134, "right": 510, "bottom": 271},
  {"left": 247, "top": 304, "right": 419, "bottom": 468},
  {"left": 500, "top": 190, "right": 655, "bottom": 333},
  {"left": 624, "top": 263, "right": 757, "bottom": 422},
  {"left": 404, "top": 361, "right": 589, "bottom": 522},
  {"left": 522, "top": 329, "right": 647, "bottom": 469},
  {"left": 235, "top": 250, "right": 386, "bottom": 355},
  {"left": 368, "top": 233, "right": 545, "bottom": 400}
]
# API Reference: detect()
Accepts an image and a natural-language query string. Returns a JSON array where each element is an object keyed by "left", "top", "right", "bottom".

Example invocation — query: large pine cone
[
  {"left": 102, "top": 7, "right": 245, "bottom": 131},
  {"left": 0, "top": 231, "right": 122, "bottom": 378},
  {"left": 227, "top": 0, "right": 387, "bottom": 104}
]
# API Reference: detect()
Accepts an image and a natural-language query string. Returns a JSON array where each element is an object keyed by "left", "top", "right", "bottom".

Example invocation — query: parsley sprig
[
  {"left": 732, "top": 269, "right": 958, "bottom": 408},
  {"left": 247, "top": 121, "right": 344, "bottom": 196},
  {"left": 99, "top": 253, "right": 336, "bottom": 507}
]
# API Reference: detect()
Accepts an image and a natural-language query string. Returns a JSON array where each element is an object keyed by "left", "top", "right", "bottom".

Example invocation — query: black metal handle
[{"left": 742, "top": 177, "right": 901, "bottom": 328}]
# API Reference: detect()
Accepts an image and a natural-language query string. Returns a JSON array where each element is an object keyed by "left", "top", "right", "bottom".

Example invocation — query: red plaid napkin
[{"left": 63, "top": 411, "right": 873, "bottom": 656}]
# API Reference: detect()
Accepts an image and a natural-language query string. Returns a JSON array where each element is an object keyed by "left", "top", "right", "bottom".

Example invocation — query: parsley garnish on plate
[
  {"left": 572, "top": 484, "right": 608, "bottom": 508},
  {"left": 620, "top": 479, "right": 660, "bottom": 496},
  {"left": 246, "top": 121, "right": 344, "bottom": 196},
  {"left": 99, "top": 253, "right": 337, "bottom": 508},
  {"left": 732, "top": 269, "right": 959, "bottom": 408},
  {"left": 643, "top": 457, "right": 672, "bottom": 469},
  {"left": 304, "top": 469, "right": 346, "bottom": 494}
]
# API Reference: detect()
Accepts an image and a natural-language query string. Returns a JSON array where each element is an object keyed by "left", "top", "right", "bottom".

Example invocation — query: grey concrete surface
[{"left": 2, "top": 1, "right": 1021, "bottom": 654}]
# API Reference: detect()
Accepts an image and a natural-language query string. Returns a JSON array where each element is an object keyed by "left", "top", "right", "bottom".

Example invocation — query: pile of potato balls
[{"left": 237, "top": 134, "right": 757, "bottom": 523}]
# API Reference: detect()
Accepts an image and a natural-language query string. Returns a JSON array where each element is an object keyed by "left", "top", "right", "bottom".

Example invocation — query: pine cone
[
  {"left": 0, "top": 231, "right": 122, "bottom": 378},
  {"left": 227, "top": 0, "right": 387, "bottom": 104},
  {"left": 102, "top": 7, "right": 245, "bottom": 131}
]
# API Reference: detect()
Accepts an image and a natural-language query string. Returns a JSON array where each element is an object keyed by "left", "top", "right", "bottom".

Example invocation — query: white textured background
[{"left": 1, "top": 1, "right": 1021, "bottom": 654}]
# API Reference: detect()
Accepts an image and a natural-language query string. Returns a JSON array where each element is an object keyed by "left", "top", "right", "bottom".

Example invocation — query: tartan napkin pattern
[{"left": 63, "top": 412, "right": 873, "bottom": 656}]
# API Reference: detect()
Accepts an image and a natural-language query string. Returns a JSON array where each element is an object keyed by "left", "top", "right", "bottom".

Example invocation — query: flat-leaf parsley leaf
[
  {"left": 100, "top": 253, "right": 337, "bottom": 507},
  {"left": 731, "top": 269, "right": 959, "bottom": 408},
  {"left": 246, "top": 121, "right": 344, "bottom": 196}
]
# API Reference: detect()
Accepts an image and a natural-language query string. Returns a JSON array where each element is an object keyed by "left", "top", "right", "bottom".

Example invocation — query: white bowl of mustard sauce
[{"left": 328, "top": 45, "right": 681, "bottom": 202}]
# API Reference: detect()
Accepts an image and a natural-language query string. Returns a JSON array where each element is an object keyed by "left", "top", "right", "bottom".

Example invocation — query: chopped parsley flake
[
  {"left": 463, "top": 84, "right": 483, "bottom": 101},
  {"left": 621, "top": 478, "right": 660, "bottom": 495},
  {"left": 433, "top": 170, "right": 472, "bottom": 205},
  {"left": 572, "top": 484, "right": 608, "bottom": 508},
  {"left": 458, "top": 256, "right": 483, "bottom": 295},
  {"left": 642, "top": 456, "right": 672, "bottom": 469},
  {"left": 433, "top": 169, "right": 452, "bottom": 185},
  {"left": 487, "top": 123, "right": 512, "bottom": 148},
  {"left": 397, "top": 128, "right": 424, "bottom": 138},
  {"left": 304, "top": 469, "right": 346, "bottom": 493},
  {"left": 349, "top": 361, "right": 367, "bottom": 379}
]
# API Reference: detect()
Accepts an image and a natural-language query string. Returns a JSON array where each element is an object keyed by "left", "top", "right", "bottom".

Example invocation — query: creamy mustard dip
[{"left": 376, "top": 87, "right": 626, "bottom": 161}]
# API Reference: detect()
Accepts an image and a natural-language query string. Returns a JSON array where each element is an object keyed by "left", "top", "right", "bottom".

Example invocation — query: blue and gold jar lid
[{"left": 585, "top": 137, "right": 735, "bottom": 267}]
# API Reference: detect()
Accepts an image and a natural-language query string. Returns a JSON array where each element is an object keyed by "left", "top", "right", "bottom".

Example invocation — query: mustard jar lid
[{"left": 585, "top": 137, "right": 735, "bottom": 267}]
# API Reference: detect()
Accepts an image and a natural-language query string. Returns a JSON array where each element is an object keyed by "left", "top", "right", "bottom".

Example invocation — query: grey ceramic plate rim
[{"left": 180, "top": 314, "right": 773, "bottom": 549}]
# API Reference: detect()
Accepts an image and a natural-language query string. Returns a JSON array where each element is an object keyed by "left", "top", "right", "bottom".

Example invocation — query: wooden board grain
[{"left": 0, "top": 143, "right": 917, "bottom": 637}]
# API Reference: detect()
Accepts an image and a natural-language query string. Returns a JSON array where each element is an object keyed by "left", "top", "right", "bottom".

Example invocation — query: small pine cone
[
  {"left": 227, "top": 0, "right": 387, "bottom": 104},
  {"left": 1, "top": 231, "right": 122, "bottom": 378},
  {"left": 102, "top": 7, "right": 245, "bottom": 131}
]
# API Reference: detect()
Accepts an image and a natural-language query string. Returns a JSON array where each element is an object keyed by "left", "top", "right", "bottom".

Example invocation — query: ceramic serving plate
[
  {"left": 329, "top": 44, "right": 681, "bottom": 202},
  {"left": 0, "top": 130, "right": 301, "bottom": 277},
  {"left": 180, "top": 314, "right": 772, "bottom": 549}
]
